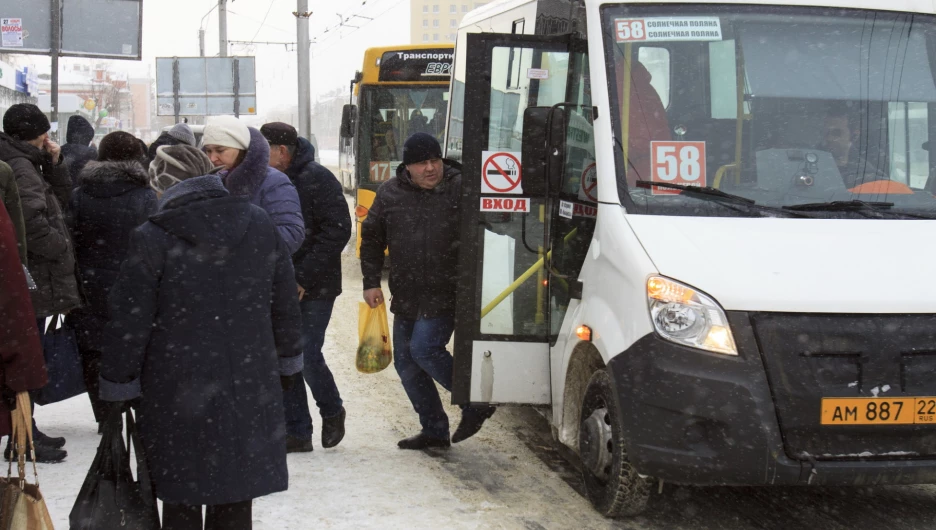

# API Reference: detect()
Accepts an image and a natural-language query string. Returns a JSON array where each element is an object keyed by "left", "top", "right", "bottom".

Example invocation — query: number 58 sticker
[{"left": 650, "top": 141, "right": 706, "bottom": 195}]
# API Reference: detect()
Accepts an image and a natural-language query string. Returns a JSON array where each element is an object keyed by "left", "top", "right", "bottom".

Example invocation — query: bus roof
[
  {"left": 359, "top": 43, "right": 454, "bottom": 86},
  {"left": 462, "top": 0, "right": 936, "bottom": 28}
]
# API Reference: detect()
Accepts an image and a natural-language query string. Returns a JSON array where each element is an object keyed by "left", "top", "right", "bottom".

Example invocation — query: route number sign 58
[
  {"left": 615, "top": 19, "right": 647, "bottom": 41},
  {"left": 650, "top": 141, "right": 706, "bottom": 195}
]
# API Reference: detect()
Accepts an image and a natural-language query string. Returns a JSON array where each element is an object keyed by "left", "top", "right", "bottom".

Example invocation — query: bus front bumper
[{"left": 607, "top": 332, "right": 936, "bottom": 486}]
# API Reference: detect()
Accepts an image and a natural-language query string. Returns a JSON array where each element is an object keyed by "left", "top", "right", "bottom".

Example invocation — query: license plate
[{"left": 821, "top": 397, "right": 936, "bottom": 425}]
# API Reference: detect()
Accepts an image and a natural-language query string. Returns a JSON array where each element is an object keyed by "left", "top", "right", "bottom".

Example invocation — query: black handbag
[
  {"left": 34, "top": 315, "right": 86, "bottom": 406},
  {"left": 70, "top": 408, "right": 160, "bottom": 530}
]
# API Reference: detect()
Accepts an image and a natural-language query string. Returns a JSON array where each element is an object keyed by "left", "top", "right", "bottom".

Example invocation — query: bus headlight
[{"left": 646, "top": 276, "right": 737, "bottom": 356}]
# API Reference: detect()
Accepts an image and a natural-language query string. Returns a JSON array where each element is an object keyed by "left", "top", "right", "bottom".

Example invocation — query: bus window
[{"left": 888, "top": 102, "right": 929, "bottom": 189}]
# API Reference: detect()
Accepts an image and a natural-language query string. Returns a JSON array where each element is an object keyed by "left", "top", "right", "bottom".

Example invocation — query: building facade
[{"left": 410, "top": 1, "right": 490, "bottom": 44}]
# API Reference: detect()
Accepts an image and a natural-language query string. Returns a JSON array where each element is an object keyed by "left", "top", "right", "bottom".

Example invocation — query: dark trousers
[
  {"left": 283, "top": 297, "right": 343, "bottom": 439},
  {"left": 162, "top": 500, "right": 252, "bottom": 530},
  {"left": 78, "top": 349, "right": 105, "bottom": 423},
  {"left": 392, "top": 315, "right": 459, "bottom": 440}
]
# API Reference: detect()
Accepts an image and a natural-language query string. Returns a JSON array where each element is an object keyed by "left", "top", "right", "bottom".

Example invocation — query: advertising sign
[
  {"left": 156, "top": 57, "right": 257, "bottom": 116},
  {"left": 1, "top": 18, "right": 23, "bottom": 48}
]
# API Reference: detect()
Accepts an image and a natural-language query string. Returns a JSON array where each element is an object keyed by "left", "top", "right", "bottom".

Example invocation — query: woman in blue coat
[
  {"left": 68, "top": 131, "right": 156, "bottom": 428},
  {"left": 99, "top": 145, "right": 303, "bottom": 530},
  {"left": 201, "top": 116, "right": 305, "bottom": 254}
]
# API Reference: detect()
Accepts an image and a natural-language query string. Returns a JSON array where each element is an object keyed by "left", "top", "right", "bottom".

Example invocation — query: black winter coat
[
  {"left": 68, "top": 160, "right": 157, "bottom": 351},
  {"left": 361, "top": 161, "right": 461, "bottom": 319},
  {"left": 0, "top": 132, "right": 80, "bottom": 317},
  {"left": 99, "top": 175, "right": 302, "bottom": 505},
  {"left": 62, "top": 115, "right": 97, "bottom": 186},
  {"left": 287, "top": 137, "right": 351, "bottom": 300}
]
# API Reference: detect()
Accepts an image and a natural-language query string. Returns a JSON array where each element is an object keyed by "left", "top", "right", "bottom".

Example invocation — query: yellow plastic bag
[{"left": 357, "top": 302, "right": 392, "bottom": 374}]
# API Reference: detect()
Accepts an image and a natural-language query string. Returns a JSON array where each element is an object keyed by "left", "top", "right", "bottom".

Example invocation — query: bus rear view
[{"left": 338, "top": 44, "right": 454, "bottom": 256}]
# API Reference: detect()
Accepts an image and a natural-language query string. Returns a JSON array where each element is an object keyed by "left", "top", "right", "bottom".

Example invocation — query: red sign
[
  {"left": 369, "top": 161, "right": 395, "bottom": 183},
  {"left": 615, "top": 19, "right": 647, "bottom": 42},
  {"left": 650, "top": 141, "right": 706, "bottom": 195},
  {"left": 580, "top": 162, "right": 597, "bottom": 203},
  {"left": 482, "top": 151, "right": 522, "bottom": 194},
  {"left": 480, "top": 197, "right": 530, "bottom": 213}
]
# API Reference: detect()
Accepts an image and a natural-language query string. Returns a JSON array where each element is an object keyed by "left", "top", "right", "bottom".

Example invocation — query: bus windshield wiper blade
[
  {"left": 635, "top": 180, "right": 756, "bottom": 204},
  {"left": 782, "top": 200, "right": 894, "bottom": 212}
]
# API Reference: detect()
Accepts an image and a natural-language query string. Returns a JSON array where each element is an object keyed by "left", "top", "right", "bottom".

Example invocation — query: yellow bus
[{"left": 338, "top": 44, "right": 454, "bottom": 256}]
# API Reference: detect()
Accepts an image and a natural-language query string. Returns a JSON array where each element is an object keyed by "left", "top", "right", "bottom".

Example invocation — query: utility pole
[
  {"left": 219, "top": 0, "right": 229, "bottom": 58},
  {"left": 199, "top": 29, "right": 206, "bottom": 57},
  {"left": 50, "top": 0, "right": 62, "bottom": 141},
  {"left": 295, "top": 3, "right": 312, "bottom": 140}
]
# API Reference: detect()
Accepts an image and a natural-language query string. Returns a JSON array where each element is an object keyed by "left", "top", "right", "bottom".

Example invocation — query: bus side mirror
[
  {"left": 521, "top": 107, "right": 551, "bottom": 197},
  {"left": 546, "top": 106, "right": 569, "bottom": 193},
  {"left": 340, "top": 104, "right": 357, "bottom": 138}
]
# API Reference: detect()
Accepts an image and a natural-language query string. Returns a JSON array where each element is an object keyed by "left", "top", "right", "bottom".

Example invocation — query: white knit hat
[{"left": 201, "top": 116, "right": 250, "bottom": 151}]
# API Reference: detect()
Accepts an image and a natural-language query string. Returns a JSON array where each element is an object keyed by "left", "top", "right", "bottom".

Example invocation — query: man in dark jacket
[
  {"left": 0, "top": 103, "right": 76, "bottom": 462},
  {"left": 262, "top": 122, "right": 350, "bottom": 452},
  {"left": 61, "top": 115, "right": 97, "bottom": 185},
  {"left": 361, "top": 132, "right": 495, "bottom": 450}
]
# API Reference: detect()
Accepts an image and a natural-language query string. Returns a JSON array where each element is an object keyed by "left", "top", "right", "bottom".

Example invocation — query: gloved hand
[{"left": 280, "top": 375, "right": 295, "bottom": 391}]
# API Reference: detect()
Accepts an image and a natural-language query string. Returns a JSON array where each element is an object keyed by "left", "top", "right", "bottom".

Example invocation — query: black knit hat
[
  {"left": 2, "top": 103, "right": 51, "bottom": 142},
  {"left": 260, "top": 122, "right": 298, "bottom": 147},
  {"left": 403, "top": 132, "right": 442, "bottom": 166},
  {"left": 98, "top": 131, "right": 145, "bottom": 162}
]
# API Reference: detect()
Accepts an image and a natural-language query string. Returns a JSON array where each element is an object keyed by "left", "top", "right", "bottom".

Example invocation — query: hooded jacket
[
  {"left": 220, "top": 127, "right": 305, "bottom": 254},
  {"left": 360, "top": 160, "right": 462, "bottom": 319},
  {"left": 68, "top": 160, "right": 157, "bottom": 351},
  {"left": 0, "top": 132, "right": 80, "bottom": 317},
  {"left": 61, "top": 115, "right": 97, "bottom": 185},
  {"left": 286, "top": 137, "right": 351, "bottom": 300},
  {"left": 99, "top": 174, "right": 302, "bottom": 505},
  {"left": 0, "top": 201, "right": 47, "bottom": 437}
]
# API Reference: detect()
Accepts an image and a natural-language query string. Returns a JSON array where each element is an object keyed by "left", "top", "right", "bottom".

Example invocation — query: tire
[{"left": 579, "top": 369, "right": 651, "bottom": 518}]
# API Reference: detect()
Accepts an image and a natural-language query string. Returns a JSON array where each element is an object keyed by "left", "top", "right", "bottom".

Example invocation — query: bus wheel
[{"left": 579, "top": 369, "right": 651, "bottom": 517}]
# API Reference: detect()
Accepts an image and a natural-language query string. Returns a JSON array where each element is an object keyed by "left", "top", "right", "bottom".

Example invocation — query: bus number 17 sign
[{"left": 650, "top": 141, "right": 705, "bottom": 195}]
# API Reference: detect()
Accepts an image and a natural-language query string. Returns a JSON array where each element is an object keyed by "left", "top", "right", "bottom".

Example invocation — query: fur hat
[
  {"left": 202, "top": 116, "right": 250, "bottom": 151},
  {"left": 260, "top": 122, "right": 298, "bottom": 147},
  {"left": 98, "top": 131, "right": 145, "bottom": 162},
  {"left": 2, "top": 104, "right": 51, "bottom": 142},
  {"left": 149, "top": 144, "right": 217, "bottom": 193}
]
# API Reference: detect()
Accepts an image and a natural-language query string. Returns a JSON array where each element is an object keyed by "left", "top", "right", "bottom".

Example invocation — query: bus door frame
[{"left": 452, "top": 32, "right": 572, "bottom": 407}]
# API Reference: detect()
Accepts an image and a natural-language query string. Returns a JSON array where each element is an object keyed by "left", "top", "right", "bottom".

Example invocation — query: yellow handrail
[
  {"left": 480, "top": 228, "right": 579, "bottom": 319},
  {"left": 712, "top": 163, "right": 739, "bottom": 189}
]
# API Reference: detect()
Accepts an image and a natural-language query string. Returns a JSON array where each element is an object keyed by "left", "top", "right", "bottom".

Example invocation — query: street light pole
[
  {"left": 199, "top": 29, "right": 206, "bottom": 57},
  {"left": 296, "top": 2, "right": 312, "bottom": 140},
  {"left": 219, "top": 0, "right": 229, "bottom": 58}
]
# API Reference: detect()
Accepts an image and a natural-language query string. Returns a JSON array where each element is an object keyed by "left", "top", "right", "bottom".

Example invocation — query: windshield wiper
[
  {"left": 782, "top": 200, "right": 894, "bottom": 212},
  {"left": 635, "top": 180, "right": 756, "bottom": 204}
]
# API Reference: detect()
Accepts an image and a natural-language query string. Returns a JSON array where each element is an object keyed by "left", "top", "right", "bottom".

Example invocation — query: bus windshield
[
  {"left": 602, "top": 5, "right": 936, "bottom": 218},
  {"left": 358, "top": 86, "right": 448, "bottom": 186}
]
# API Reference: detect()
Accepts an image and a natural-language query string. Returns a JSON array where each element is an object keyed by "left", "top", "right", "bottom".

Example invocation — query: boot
[
  {"left": 321, "top": 407, "right": 346, "bottom": 449},
  {"left": 452, "top": 405, "right": 496, "bottom": 443},
  {"left": 5, "top": 441, "right": 66, "bottom": 463},
  {"left": 286, "top": 435, "right": 313, "bottom": 453},
  {"left": 33, "top": 427, "right": 66, "bottom": 449},
  {"left": 397, "top": 433, "right": 450, "bottom": 450}
]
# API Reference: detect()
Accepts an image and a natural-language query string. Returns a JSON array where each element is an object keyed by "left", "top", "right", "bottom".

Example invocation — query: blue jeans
[
  {"left": 393, "top": 316, "right": 459, "bottom": 440},
  {"left": 283, "top": 298, "right": 343, "bottom": 439}
]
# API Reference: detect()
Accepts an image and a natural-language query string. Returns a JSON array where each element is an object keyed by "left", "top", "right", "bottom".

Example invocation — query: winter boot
[
  {"left": 33, "top": 427, "right": 66, "bottom": 449},
  {"left": 5, "top": 440, "right": 66, "bottom": 463},
  {"left": 286, "top": 435, "right": 313, "bottom": 453},
  {"left": 397, "top": 433, "right": 450, "bottom": 450},
  {"left": 321, "top": 407, "right": 346, "bottom": 449},
  {"left": 452, "top": 405, "right": 496, "bottom": 443}
]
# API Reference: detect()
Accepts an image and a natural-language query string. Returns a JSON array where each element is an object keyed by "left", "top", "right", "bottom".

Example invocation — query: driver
[{"left": 819, "top": 104, "right": 887, "bottom": 189}]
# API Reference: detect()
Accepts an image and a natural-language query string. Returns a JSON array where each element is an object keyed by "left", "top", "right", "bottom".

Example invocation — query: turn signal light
[
  {"left": 355, "top": 205, "right": 369, "bottom": 218},
  {"left": 576, "top": 325, "right": 592, "bottom": 342}
]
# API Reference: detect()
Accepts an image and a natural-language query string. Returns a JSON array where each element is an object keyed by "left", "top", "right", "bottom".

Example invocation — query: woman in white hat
[{"left": 201, "top": 116, "right": 304, "bottom": 254}]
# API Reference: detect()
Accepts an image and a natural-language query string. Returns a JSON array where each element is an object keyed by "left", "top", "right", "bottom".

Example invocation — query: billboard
[
  {"left": 0, "top": 0, "right": 142, "bottom": 59},
  {"left": 156, "top": 57, "right": 257, "bottom": 117}
]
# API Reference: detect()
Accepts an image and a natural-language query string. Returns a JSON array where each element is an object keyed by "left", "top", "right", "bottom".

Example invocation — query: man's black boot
[
  {"left": 321, "top": 407, "right": 346, "bottom": 449},
  {"left": 33, "top": 427, "right": 66, "bottom": 449},
  {"left": 452, "top": 406, "right": 496, "bottom": 443},
  {"left": 286, "top": 435, "right": 313, "bottom": 453},
  {"left": 397, "top": 433, "right": 450, "bottom": 450}
]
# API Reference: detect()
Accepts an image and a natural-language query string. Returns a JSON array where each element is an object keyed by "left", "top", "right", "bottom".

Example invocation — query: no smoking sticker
[
  {"left": 481, "top": 151, "right": 523, "bottom": 194},
  {"left": 578, "top": 162, "right": 597, "bottom": 203}
]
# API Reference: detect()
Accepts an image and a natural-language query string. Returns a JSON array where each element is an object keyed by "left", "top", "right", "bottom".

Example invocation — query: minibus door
[{"left": 452, "top": 33, "right": 570, "bottom": 406}]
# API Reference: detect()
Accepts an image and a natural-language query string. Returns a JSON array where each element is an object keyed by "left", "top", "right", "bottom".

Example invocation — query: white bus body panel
[{"left": 470, "top": 341, "right": 551, "bottom": 404}]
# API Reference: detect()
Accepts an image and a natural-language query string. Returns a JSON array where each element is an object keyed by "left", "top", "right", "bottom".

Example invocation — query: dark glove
[{"left": 280, "top": 375, "right": 295, "bottom": 391}]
